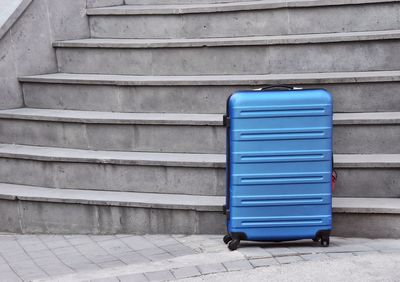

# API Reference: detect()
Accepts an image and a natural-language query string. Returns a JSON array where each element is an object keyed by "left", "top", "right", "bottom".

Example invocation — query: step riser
[
  {"left": 332, "top": 213, "right": 400, "bottom": 238},
  {"left": 0, "top": 158, "right": 225, "bottom": 196},
  {"left": 0, "top": 120, "right": 226, "bottom": 154},
  {"left": 89, "top": 3, "right": 400, "bottom": 39},
  {"left": 0, "top": 199, "right": 225, "bottom": 234},
  {"left": 334, "top": 168, "right": 400, "bottom": 198},
  {"left": 126, "top": 0, "right": 253, "bottom": 4},
  {"left": 0, "top": 158, "right": 399, "bottom": 198},
  {"left": 22, "top": 82, "right": 400, "bottom": 114},
  {"left": 1, "top": 198, "right": 398, "bottom": 238},
  {"left": 0, "top": 120, "right": 399, "bottom": 154},
  {"left": 56, "top": 41, "right": 400, "bottom": 75}
]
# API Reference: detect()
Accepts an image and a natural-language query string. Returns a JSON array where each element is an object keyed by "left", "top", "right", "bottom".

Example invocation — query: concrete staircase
[{"left": 1, "top": 0, "right": 400, "bottom": 237}]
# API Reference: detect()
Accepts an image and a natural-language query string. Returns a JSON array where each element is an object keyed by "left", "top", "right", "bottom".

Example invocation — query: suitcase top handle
[{"left": 261, "top": 84, "right": 295, "bottom": 91}]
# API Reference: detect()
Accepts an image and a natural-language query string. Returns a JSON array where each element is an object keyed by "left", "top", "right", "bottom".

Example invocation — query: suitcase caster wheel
[
  {"left": 320, "top": 237, "right": 330, "bottom": 247},
  {"left": 223, "top": 234, "right": 232, "bottom": 244},
  {"left": 228, "top": 239, "right": 240, "bottom": 251}
]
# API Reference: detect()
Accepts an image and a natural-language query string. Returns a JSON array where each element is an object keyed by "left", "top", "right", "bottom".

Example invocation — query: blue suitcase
[{"left": 223, "top": 85, "right": 333, "bottom": 251}]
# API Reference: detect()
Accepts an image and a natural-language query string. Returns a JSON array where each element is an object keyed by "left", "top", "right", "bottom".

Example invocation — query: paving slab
[
  {"left": 223, "top": 259, "right": 253, "bottom": 271},
  {"left": 144, "top": 270, "right": 174, "bottom": 281},
  {"left": 196, "top": 263, "right": 226, "bottom": 275},
  {"left": 171, "top": 266, "right": 201, "bottom": 279},
  {"left": 118, "top": 273, "right": 148, "bottom": 282},
  {"left": 249, "top": 258, "right": 279, "bottom": 268},
  {"left": 0, "top": 235, "right": 399, "bottom": 282}
]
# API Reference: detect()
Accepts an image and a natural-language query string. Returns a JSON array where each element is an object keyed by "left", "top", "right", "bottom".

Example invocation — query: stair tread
[
  {"left": 0, "top": 183, "right": 223, "bottom": 211},
  {"left": 86, "top": 0, "right": 394, "bottom": 15},
  {"left": 0, "top": 143, "right": 225, "bottom": 167},
  {"left": 53, "top": 29, "right": 400, "bottom": 49},
  {"left": 0, "top": 108, "right": 222, "bottom": 125},
  {"left": 0, "top": 143, "right": 399, "bottom": 168},
  {"left": 1, "top": 182, "right": 399, "bottom": 214},
  {"left": 1, "top": 108, "right": 400, "bottom": 125},
  {"left": 18, "top": 70, "right": 400, "bottom": 86}
]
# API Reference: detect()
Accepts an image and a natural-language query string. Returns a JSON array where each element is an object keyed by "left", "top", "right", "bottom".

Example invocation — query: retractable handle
[{"left": 260, "top": 84, "right": 295, "bottom": 91}]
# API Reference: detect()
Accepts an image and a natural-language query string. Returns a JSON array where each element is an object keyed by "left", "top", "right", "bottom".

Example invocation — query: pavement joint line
[
  {"left": 38, "top": 235, "right": 80, "bottom": 273},
  {"left": 0, "top": 252, "right": 22, "bottom": 281},
  {"left": 13, "top": 236, "right": 50, "bottom": 278},
  {"left": 92, "top": 237, "right": 132, "bottom": 267}
]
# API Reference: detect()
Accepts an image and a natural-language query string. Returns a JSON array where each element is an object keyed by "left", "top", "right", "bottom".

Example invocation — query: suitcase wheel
[
  {"left": 223, "top": 234, "right": 232, "bottom": 244},
  {"left": 227, "top": 239, "right": 240, "bottom": 251},
  {"left": 320, "top": 236, "right": 330, "bottom": 247}
]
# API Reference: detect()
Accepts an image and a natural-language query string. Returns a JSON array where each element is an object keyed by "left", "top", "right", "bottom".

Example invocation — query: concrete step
[
  {"left": 54, "top": 30, "right": 400, "bottom": 75},
  {"left": 19, "top": 71, "right": 400, "bottom": 114},
  {"left": 87, "top": 0, "right": 400, "bottom": 39},
  {"left": 1, "top": 182, "right": 399, "bottom": 237},
  {"left": 0, "top": 183, "right": 224, "bottom": 234},
  {"left": 127, "top": 0, "right": 260, "bottom": 4},
  {"left": 0, "top": 143, "right": 399, "bottom": 198},
  {"left": 0, "top": 143, "right": 225, "bottom": 196},
  {"left": 0, "top": 108, "right": 225, "bottom": 154},
  {"left": 0, "top": 108, "right": 399, "bottom": 154}
]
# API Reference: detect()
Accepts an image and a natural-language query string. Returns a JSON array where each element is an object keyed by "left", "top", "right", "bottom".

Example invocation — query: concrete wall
[{"left": 0, "top": 0, "right": 90, "bottom": 110}]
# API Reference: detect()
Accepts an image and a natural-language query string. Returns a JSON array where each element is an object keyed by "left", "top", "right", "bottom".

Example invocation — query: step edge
[
  {"left": 18, "top": 71, "right": 400, "bottom": 86},
  {"left": 0, "top": 183, "right": 398, "bottom": 214},
  {"left": 0, "top": 144, "right": 399, "bottom": 168},
  {"left": 0, "top": 144, "right": 225, "bottom": 168},
  {"left": 52, "top": 30, "right": 400, "bottom": 49},
  {"left": 1, "top": 109, "right": 400, "bottom": 125},
  {"left": 86, "top": 0, "right": 396, "bottom": 15},
  {"left": 0, "top": 184, "right": 224, "bottom": 211},
  {"left": 0, "top": 109, "right": 223, "bottom": 126}
]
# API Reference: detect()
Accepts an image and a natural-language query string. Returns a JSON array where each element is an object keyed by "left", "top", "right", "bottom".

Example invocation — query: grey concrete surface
[
  {"left": 86, "top": 0, "right": 124, "bottom": 8},
  {"left": 0, "top": 234, "right": 398, "bottom": 281},
  {"left": 126, "top": 0, "right": 262, "bottom": 4},
  {"left": 0, "top": 183, "right": 224, "bottom": 212},
  {"left": 0, "top": 183, "right": 400, "bottom": 235},
  {"left": 88, "top": 2, "right": 400, "bottom": 38},
  {"left": 20, "top": 70, "right": 400, "bottom": 86},
  {"left": 0, "top": 158, "right": 225, "bottom": 196},
  {"left": 0, "top": 143, "right": 399, "bottom": 197},
  {"left": 0, "top": 0, "right": 89, "bottom": 110},
  {"left": 56, "top": 40, "right": 400, "bottom": 75},
  {"left": 0, "top": 0, "right": 32, "bottom": 39},
  {"left": 53, "top": 29, "right": 400, "bottom": 48},
  {"left": 87, "top": 0, "right": 399, "bottom": 15},
  {"left": 0, "top": 109, "right": 399, "bottom": 154},
  {"left": 180, "top": 253, "right": 400, "bottom": 282},
  {"left": 19, "top": 72, "right": 400, "bottom": 113}
]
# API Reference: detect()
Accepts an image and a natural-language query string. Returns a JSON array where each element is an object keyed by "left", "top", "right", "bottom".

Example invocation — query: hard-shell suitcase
[{"left": 223, "top": 85, "right": 333, "bottom": 251}]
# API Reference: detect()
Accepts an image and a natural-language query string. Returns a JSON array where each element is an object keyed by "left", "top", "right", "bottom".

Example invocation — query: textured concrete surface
[
  {"left": 88, "top": 2, "right": 400, "bottom": 38},
  {"left": 0, "top": 0, "right": 89, "bottom": 110},
  {"left": 53, "top": 29, "right": 400, "bottom": 48},
  {"left": 20, "top": 70, "right": 400, "bottom": 85},
  {"left": 0, "top": 143, "right": 399, "bottom": 197},
  {"left": 181, "top": 253, "right": 400, "bottom": 282},
  {"left": 0, "top": 0, "right": 32, "bottom": 39},
  {"left": 125, "top": 0, "right": 262, "bottom": 4},
  {"left": 56, "top": 40, "right": 400, "bottom": 75},
  {"left": 0, "top": 234, "right": 399, "bottom": 281},
  {"left": 0, "top": 109, "right": 398, "bottom": 154},
  {"left": 87, "top": 0, "right": 400, "bottom": 15},
  {"left": 86, "top": 0, "right": 123, "bottom": 8},
  {"left": 19, "top": 72, "right": 400, "bottom": 113},
  {"left": 0, "top": 182, "right": 399, "bottom": 235}
]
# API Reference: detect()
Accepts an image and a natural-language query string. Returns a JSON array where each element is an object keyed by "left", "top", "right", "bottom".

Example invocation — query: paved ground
[{"left": 0, "top": 234, "right": 399, "bottom": 282}]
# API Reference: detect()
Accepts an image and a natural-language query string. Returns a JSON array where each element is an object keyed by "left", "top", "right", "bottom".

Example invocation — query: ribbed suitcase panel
[{"left": 227, "top": 89, "right": 333, "bottom": 241}]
